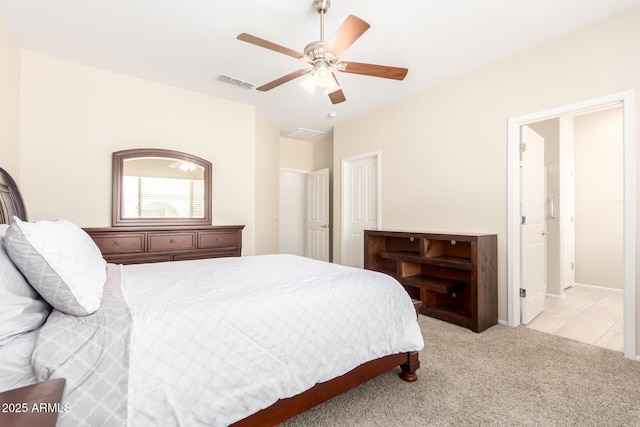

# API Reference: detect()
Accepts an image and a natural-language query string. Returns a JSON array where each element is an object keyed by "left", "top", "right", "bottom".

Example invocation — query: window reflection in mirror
[
  {"left": 112, "top": 149, "right": 212, "bottom": 226},
  {"left": 122, "top": 158, "right": 205, "bottom": 219}
]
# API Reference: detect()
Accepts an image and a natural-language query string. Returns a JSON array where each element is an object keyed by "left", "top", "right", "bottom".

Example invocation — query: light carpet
[{"left": 281, "top": 315, "right": 640, "bottom": 426}]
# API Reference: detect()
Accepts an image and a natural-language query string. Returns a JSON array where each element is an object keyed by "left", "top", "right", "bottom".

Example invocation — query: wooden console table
[{"left": 365, "top": 230, "right": 497, "bottom": 332}]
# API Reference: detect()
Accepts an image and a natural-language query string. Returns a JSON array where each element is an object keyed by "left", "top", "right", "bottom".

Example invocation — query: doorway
[
  {"left": 279, "top": 169, "right": 307, "bottom": 256},
  {"left": 523, "top": 106, "right": 624, "bottom": 351},
  {"left": 507, "top": 90, "right": 637, "bottom": 360},
  {"left": 279, "top": 168, "right": 331, "bottom": 261}
]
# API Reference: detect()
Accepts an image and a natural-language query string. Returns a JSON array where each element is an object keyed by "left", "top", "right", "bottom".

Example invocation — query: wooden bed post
[{"left": 399, "top": 351, "right": 420, "bottom": 382}]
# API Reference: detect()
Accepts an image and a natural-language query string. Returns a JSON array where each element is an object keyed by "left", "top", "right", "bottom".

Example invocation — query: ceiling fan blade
[
  {"left": 328, "top": 89, "right": 346, "bottom": 104},
  {"left": 256, "top": 69, "right": 312, "bottom": 91},
  {"left": 337, "top": 61, "right": 408, "bottom": 80},
  {"left": 324, "top": 15, "right": 370, "bottom": 59},
  {"left": 328, "top": 72, "right": 346, "bottom": 104},
  {"left": 237, "top": 33, "right": 304, "bottom": 60}
]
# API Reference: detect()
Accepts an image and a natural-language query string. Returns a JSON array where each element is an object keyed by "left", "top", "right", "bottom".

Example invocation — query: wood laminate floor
[{"left": 526, "top": 285, "right": 624, "bottom": 352}]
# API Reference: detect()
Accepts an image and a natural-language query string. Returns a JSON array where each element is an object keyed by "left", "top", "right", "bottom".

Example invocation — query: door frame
[
  {"left": 340, "top": 151, "right": 382, "bottom": 265},
  {"left": 507, "top": 90, "right": 637, "bottom": 360},
  {"left": 559, "top": 149, "right": 575, "bottom": 292}
]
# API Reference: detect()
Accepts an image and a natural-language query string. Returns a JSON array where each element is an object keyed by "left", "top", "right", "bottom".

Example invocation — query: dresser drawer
[
  {"left": 199, "top": 231, "right": 238, "bottom": 249},
  {"left": 84, "top": 225, "right": 244, "bottom": 265},
  {"left": 92, "top": 234, "right": 145, "bottom": 255},
  {"left": 148, "top": 232, "right": 196, "bottom": 252}
]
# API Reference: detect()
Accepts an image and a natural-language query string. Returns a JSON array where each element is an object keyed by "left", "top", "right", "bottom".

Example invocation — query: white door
[
  {"left": 561, "top": 153, "right": 576, "bottom": 289},
  {"left": 343, "top": 155, "right": 379, "bottom": 268},
  {"left": 305, "top": 168, "right": 330, "bottom": 261},
  {"left": 521, "top": 126, "right": 546, "bottom": 324}
]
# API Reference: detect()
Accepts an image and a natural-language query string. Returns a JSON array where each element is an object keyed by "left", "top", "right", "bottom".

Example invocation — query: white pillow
[
  {"left": 5, "top": 217, "right": 107, "bottom": 316},
  {"left": 0, "top": 224, "right": 51, "bottom": 345}
]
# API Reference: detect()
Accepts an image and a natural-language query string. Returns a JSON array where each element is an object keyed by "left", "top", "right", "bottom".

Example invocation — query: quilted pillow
[
  {"left": 5, "top": 217, "right": 107, "bottom": 316},
  {"left": 0, "top": 225, "right": 51, "bottom": 345}
]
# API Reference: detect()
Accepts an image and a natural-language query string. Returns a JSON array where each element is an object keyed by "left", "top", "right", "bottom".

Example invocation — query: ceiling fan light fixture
[
  {"left": 313, "top": 63, "right": 333, "bottom": 88},
  {"left": 301, "top": 64, "right": 341, "bottom": 95},
  {"left": 300, "top": 74, "right": 316, "bottom": 94}
]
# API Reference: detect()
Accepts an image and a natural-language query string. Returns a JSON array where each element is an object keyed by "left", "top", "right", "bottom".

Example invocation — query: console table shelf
[
  {"left": 381, "top": 251, "right": 473, "bottom": 270},
  {"left": 401, "top": 275, "right": 466, "bottom": 295},
  {"left": 365, "top": 230, "right": 497, "bottom": 333}
]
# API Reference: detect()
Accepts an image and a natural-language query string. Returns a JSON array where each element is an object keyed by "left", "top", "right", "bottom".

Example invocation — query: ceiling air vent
[
  {"left": 216, "top": 74, "right": 255, "bottom": 90},
  {"left": 283, "top": 127, "right": 324, "bottom": 140}
]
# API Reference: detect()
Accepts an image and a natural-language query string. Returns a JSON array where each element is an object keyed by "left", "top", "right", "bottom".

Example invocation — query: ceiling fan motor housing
[{"left": 304, "top": 41, "right": 337, "bottom": 63}]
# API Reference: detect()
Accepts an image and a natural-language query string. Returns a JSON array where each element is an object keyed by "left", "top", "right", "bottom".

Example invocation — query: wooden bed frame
[
  {"left": 0, "top": 166, "right": 420, "bottom": 426},
  {"left": 233, "top": 351, "right": 419, "bottom": 426},
  {"left": 0, "top": 167, "right": 27, "bottom": 224}
]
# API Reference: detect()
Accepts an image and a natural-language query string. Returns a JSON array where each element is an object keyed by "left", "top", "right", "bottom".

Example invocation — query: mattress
[{"left": 33, "top": 254, "right": 424, "bottom": 426}]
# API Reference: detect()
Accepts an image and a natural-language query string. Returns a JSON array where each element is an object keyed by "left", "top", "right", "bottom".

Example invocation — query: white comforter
[{"left": 122, "top": 254, "right": 423, "bottom": 426}]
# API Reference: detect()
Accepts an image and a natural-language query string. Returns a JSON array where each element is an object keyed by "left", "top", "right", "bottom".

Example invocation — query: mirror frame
[{"left": 112, "top": 148, "right": 212, "bottom": 227}]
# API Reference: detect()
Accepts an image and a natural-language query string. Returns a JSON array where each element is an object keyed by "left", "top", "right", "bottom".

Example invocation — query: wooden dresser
[
  {"left": 364, "top": 229, "right": 497, "bottom": 333},
  {"left": 84, "top": 225, "right": 244, "bottom": 265}
]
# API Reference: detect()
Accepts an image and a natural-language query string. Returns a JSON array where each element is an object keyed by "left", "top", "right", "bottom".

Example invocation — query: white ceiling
[{"left": 1, "top": 0, "right": 640, "bottom": 139}]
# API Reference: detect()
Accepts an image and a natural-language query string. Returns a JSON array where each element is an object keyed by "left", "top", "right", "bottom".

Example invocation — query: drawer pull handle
[
  {"left": 216, "top": 237, "right": 222, "bottom": 242},
  {"left": 113, "top": 241, "right": 119, "bottom": 246},
  {"left": 170, "top": 239, "right": 175, "bottom": 243}
]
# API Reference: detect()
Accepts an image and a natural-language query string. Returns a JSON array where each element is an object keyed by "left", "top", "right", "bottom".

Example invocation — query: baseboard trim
[{"left": 574, "top": 283, "right": 623, "bottom": 293}]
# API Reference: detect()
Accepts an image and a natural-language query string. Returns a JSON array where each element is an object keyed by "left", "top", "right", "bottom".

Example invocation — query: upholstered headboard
[{"left": 0, "top": 167, "right": 27, "bottom": 224}]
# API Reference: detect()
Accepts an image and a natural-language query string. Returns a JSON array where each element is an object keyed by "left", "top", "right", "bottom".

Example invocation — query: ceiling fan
[{"left": 236, "top": 0, "right": 408, "bottom": 105}]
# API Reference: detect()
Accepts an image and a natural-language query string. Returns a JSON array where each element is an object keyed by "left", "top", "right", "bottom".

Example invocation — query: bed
[{"left": 0, "top": 166, "right": 423, "bottom": 426}]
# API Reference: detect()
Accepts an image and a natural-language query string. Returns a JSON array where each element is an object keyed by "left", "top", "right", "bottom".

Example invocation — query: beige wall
[
  {"left": 333, "top": 7, "right": 640, "bottom": 329},
  {"left": 279, "top": 137, "right": 313, "bottom": 171},
  {"left": 574, "top": 107, "right": 624, "bottom": 289},
  {"left": 255, "top": 110, "right": 280, "bottom": 254},
  {"left": 313, "top": 132, "right": 334, "bottom": 171},
  {"left": 279, "top": 133, "right": 334, "bottom": 172},
  {"left": 0, "top": 14, "right": 20, "bottom": 178},
  {"left": 18, "top": 51, "right": 268, "bottom": 255}
]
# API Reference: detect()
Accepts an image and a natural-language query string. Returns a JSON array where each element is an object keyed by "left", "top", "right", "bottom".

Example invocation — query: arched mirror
[{"left": 112, "top": 148, "right": 212, "bottom": 226}]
